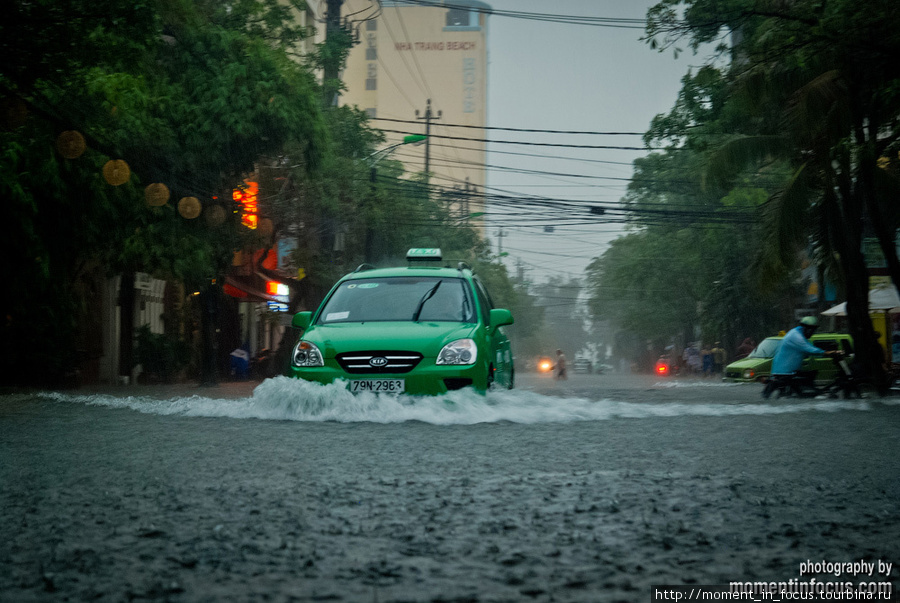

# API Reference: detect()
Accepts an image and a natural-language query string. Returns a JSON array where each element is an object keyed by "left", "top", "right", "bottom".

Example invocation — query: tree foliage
[
  {"left": 1, "top": 0, "right": 541, "bottom": 386},
  {"left": 0, "top": 0, "right": 327, "bottom": 384},
  {"left": 586, "top": 130, "right": 791, "bottom": 363},
  {"left": 589, "top": 0, "right": 900, "bottom": 382}
]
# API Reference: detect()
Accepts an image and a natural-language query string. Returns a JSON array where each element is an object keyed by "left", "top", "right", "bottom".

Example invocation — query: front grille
[
  {"left": 336, "top": 351, "right": 423, "bottom": 374},
  {"left": 725, "top": 371, "right": 741, "bottom": 379}
]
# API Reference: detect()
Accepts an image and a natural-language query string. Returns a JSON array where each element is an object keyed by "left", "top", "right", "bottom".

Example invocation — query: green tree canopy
[{"left": 1, "top": 0, "right": 326, "bottom": 384}]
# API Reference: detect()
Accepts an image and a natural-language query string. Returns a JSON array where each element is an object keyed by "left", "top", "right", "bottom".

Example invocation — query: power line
[
  {"left": 403, "top": 152, "right": 697, "bottom": 185},
  {"left": 388, "top": 1, "right": 652, "bottom": 29},
  {"left": 376, "top": 53, "right": 418, "bottom": 109},
  {"left": 379, "top": 7, "right": 430, "bottom": 99},
  {"left": 373, "top": 117, "right": 645, "bottom": 136},
  {"left": 372, "top": 168, "right": 756, "bottom": 216},
  {"left": 392, "top": 3, "right": 435, "bottom": 100},
  {"left": 370, "top": 177, "right": 758, "bottom": 226},
  {"left": 379, "top": 129, "right": 654, "bottom": 150},
  {"left": 398, "top": 141, "right": 639, "bottom": 167}
]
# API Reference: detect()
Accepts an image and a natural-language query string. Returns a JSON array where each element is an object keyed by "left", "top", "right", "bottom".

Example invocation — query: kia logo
[{"left": 369, "top": 356, "right": 388, "bottom": 367}]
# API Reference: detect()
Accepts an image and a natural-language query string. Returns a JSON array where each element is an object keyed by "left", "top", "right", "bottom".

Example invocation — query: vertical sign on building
[{"left": 462, "top": 58, "right": 476, "bottom": 113}]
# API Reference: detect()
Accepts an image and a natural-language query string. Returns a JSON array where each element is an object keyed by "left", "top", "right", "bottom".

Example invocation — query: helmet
[{"left": 800, "top": 316, "right": 819, "bottom": 327}]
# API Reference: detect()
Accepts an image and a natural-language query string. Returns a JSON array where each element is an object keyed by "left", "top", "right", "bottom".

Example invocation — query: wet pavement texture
[{"left": 1, "top": 373, "right": 898, "bottom": 602}]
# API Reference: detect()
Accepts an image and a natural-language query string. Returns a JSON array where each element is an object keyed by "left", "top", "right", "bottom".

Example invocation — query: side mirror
[
  {"left": 291, "top": 311, "right": 312, "bottom": 330},
  {"left": 489, "top": 308, "right": 514, "bottom": 329}
]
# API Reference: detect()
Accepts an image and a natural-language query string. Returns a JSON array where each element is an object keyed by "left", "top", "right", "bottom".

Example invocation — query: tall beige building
[{"left": 311, "top": 0, "right": 492, "bottom": 222}]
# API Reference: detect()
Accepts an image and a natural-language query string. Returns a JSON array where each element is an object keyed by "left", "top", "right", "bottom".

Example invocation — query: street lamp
[
  {"left": 365, "top": 135, "right": 427, "bottom": 262},
  {"left": 366, "top": 134, "right": 427, "bottom": 167}
]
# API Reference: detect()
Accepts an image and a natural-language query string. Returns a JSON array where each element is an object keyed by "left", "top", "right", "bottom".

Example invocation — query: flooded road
[{"left": 2, "top": 373, "right": 898, "bottom": 602}]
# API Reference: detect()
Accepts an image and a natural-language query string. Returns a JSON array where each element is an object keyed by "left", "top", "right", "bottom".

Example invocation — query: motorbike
[
  {"left": 762, "top": 353, "right": 864, "bottom": 399},
  {"left": 654, "top": 354, "right": 680, "bottom": 377}
]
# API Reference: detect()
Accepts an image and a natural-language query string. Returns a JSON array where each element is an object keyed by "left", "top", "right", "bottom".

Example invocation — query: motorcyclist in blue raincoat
[{"left": 762, "top": 316, "right": 837, "bottom": 398}]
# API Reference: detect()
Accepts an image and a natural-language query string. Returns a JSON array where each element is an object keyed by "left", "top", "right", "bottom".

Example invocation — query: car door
[{"left": 473, "top": 277, "right": 513, "bottom": 387}]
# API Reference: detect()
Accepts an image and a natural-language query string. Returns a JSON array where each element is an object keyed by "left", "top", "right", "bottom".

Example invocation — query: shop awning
[{"left": 821, "top": 285, "right": 900, "bottom": 316}]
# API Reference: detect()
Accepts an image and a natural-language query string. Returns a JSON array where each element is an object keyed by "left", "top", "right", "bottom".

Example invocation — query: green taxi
[
  {"left": 287, "top": 249, "right": 515, "bottom": 395},
  {"left": 723, "top": 333, "right": 854, "bottom": 384}
]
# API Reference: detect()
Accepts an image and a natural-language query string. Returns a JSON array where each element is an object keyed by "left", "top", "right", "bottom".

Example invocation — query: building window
[
  {"left": 444, "top": 6, "right": 480, "bottom": 31},
  {"left": 365, "top": 32, "right": 376, "bottom": 60},
  {"left": 365, "top": 108, "right": 377, "bottom": 118},
  {"left": 366, "top": 78, "right": 377, "bottom": 90},
  {"left": 446, "top": 8, "right": 470, "bottom": 27},
  {"left": 366, "top": 19, "right": 377, "bottom": 31}
]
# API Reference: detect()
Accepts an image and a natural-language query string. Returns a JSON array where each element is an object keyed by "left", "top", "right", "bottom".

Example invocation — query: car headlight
[
  {"left": 436, "top": 339, "right": 477, "bottom": 365},
  {"left": 742, "top": 369, "right": 755, "bottom": 379},
  {"left": 292, "top": 341, "right": 324, "bottom": 367}
]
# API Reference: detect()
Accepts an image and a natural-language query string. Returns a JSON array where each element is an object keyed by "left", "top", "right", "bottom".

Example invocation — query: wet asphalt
[{"left": 1, "top": 373, "right": 898, "bottom": 602}]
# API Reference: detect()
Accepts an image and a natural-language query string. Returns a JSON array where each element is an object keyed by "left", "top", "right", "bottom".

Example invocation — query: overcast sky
[{"left": 480, "top": 0, "right": 708, "bottom": 283}]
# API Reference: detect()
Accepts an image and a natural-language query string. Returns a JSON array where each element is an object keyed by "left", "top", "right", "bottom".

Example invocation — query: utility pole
[
  {"left": 496, "top": 227, "right": 505, "bottom": 255},
  {"left": 323, "top": 0, "right": 344, "bottom": 106},
  {"left": 462, "top": 177, "right": 473, "bottom": 223},
  {"left": 415, "top": 99, "right": 441, "bottom": 178}
]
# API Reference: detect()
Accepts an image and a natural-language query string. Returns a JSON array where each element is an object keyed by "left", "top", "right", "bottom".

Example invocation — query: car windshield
[
  {"left": 749, "top": 338, "right": 781, "bottom": 358},
  {"left": 316, "top": 276, "right": 476, "bottom": 324}
]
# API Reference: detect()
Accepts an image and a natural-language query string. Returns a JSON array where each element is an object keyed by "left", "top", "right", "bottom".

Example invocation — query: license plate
[{"left": 348, "top": 379, "right": 405, "bottom": 393}]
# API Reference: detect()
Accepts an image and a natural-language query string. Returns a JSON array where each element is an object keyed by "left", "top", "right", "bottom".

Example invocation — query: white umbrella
[
  {"left": 820, "top": 303, "right": 846, "bottom": 316},
  {"left": 820, "top": 285, "right": 900, "bottom": 316}
]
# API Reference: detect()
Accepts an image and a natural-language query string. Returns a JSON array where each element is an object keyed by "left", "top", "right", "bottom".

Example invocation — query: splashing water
[{"left": 38, "top": 376, "right": 878, "bottom": 425}]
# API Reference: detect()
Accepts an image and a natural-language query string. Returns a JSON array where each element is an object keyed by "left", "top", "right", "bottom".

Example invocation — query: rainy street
[
  {"left": 2, "top": 373, "right": 898, "bottom": 603},
  {"left": 6, "top": 0, "right": 900, "bottom": 602}
]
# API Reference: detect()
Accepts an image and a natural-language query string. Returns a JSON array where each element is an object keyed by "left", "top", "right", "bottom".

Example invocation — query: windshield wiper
[{"left": 412, "top": 280, "right": 442, "bottom": 322}]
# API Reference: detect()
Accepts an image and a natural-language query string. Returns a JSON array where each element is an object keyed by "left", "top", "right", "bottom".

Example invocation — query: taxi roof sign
[{"left": 406, "top": 248, "right": 442, "bottom": 261}]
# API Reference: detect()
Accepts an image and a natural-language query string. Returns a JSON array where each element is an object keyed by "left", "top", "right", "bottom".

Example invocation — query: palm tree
[{"left": 703, "top": 54, "right": 897, "bottom": 392}]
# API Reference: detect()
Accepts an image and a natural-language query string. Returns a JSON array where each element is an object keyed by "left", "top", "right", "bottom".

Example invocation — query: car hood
[
  {"left": 727, "top": 357, "right": 771, "bottom": 370},
  {"left": 303, "top": 321, "right": 479, "bottom": 358}
]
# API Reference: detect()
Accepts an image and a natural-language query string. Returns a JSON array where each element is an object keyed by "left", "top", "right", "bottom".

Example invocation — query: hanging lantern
[
  {"left": 102, "top": 159, "right": 130, "bottom": 186},
  {"left": 258, "top": 218, "right": 274, "bottom": 237},
  {"left": 145, "top": 183, "right": 170, "bottom": 207},
  {"left": 178, "top": 196, "right": 201, "bottom": 219},
  {"left": 56, "top": 131, "right": 86, "bottom": 159},
  {"left": 204, "top": 204, "right": 226, "bottom": 227}
]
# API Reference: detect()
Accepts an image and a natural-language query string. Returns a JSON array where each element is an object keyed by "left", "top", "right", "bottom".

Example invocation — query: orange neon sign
[{"left": 233, "top": 180, "right": 259, "bottom": 229}]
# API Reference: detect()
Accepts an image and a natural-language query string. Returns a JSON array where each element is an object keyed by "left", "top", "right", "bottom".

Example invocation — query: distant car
[
  {"left": 572, "top": 358, "right": 592, "bottom": 374},
  {"left": 723, "top": 333, "right": 854, "bottom": 384},
  {"left": 287, "top": 248, "right": 514, "bottom": 395}
]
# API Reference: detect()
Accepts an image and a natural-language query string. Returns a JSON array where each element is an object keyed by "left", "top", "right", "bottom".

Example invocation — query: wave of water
[{"left": 40, "top": 376, "right": 880, "bottom": 425}]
